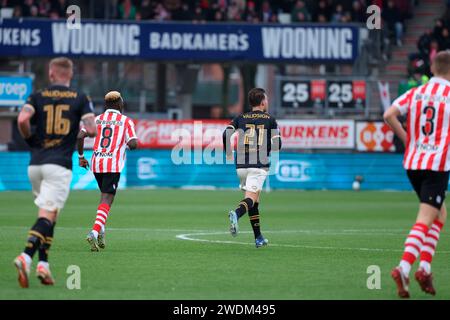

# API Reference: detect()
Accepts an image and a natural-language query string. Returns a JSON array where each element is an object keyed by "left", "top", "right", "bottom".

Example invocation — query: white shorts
[
  {"left": 237, "top": 168, "right": 268, "bottom": 193},
  {"left": 28, "top": 164, "right": 73, "bottom": 212}
]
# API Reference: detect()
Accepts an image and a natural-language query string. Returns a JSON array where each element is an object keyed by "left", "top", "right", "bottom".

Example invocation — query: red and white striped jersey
[
  {"left": 91, "top": 109, "right": 137, "bottom": 173},
  {"left": 393, "top": 77, "right": 450, "bottom": 171}
]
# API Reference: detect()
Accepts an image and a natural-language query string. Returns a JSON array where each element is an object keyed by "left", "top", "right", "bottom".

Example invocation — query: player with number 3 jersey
[
  {"left": 77, "top": 91, "right": 138, "bottom": 251},
  {"left": 384, "top": 51, "right": 450, "bottom": 298}
]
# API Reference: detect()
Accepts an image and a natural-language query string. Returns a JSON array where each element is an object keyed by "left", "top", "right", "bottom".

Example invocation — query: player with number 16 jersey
[{"left": 77, "top": 91, "right": 138, "bottom": 252}]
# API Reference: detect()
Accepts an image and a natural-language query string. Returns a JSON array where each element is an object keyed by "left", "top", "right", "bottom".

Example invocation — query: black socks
[
  {"left": 38, "top": 222, "right": 55, "bottom": 262},
  {"left": 24, "top": 217, "right": 53, "bottom": 259},
  {"left": 235, "top": 198, "right": 254, "bottom": 218},
  {"left": 249, "top": 202, "right": 261, "bottom": 238}
]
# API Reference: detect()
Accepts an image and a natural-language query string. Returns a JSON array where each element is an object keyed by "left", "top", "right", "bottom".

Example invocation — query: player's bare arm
[
  {"left": 17, "top": 104, "right": 35, "bottom": 139},
  {"left": 82, "top": 114, "right": 97, "bottom": 137},
  {"left": 77, "top": 129, "right": 89, "bottom": 169},
  {"left": 383, "top": 106, "right": 407, "bottom": 146},
  {"left": 127, "top": 138, "right": 138, "bottom": 150},
  {"left": 222, "top": 125, "right": 235, "bottom": 160}
]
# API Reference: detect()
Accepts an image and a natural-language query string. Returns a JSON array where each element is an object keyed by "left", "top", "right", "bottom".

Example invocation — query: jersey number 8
[{"left": 100, "top": 127, "right": 113, "bottom": 148}]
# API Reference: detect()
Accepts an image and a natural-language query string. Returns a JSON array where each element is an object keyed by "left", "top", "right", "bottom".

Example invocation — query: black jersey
[
  {"left": 224, "top": 110, "right": 281, "bottom": 169},
  {"left": 25, "top": 85, "right": 94, "bottom": 169}
]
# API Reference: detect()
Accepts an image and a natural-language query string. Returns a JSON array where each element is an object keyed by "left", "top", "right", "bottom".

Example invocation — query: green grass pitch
[{"left": 0, "top": 189, "right": 449, "bottom": 300}]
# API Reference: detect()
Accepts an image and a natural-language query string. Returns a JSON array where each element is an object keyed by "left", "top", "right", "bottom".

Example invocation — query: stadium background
[
  {"left": 1, "top": 0, "right": 450, "bottom": 301},
  {"left": 2, "top": 0, "right": 444, "bottom": 192}
]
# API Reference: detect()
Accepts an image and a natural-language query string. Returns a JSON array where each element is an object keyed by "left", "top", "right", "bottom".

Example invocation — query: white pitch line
[
  {"left": 176, "top": 231, "right": 450, "bottom": 254},
  {"left": 2, "top": 225, "right": 449, "bottom": 253}
]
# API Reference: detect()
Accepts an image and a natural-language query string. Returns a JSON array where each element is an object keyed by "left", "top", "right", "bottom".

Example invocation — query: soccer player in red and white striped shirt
[
  {"left": 384, "top": 51, "right": 450, "bottom": 298},
  {"left": 77, "top": 91, "right": 138, "bottom": 251}
]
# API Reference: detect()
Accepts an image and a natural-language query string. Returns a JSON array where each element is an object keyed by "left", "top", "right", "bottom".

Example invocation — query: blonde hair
[
  {"left": 432, "top": 51, "right": 450, "bottom": 76},
  {"left": 49, "top": 57, "right": 73, "bottom": 79},
  {"left": 104, "top": 91, "right": 123, "bottom": 110},
  {"left": 105, "top": 91, "right": 122, "bottom": 102},
  {"left": 49, "top": 57, "right": 73, "bottom": 71}
]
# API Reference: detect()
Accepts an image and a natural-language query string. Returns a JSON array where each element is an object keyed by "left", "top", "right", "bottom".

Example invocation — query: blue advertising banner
[
  {"left": 0, "top": 151, "right": 126, "bottom": 191},
  {"left": 0, "top": 76, "right": 33, "bottom": 107},
  {"left": 0, "top": 151, "right": 409, "bottom": 191},
  {"left": 126, "top": 150, "right": 410, "bottom": 191},
  {"left": 0, "top": 19, "right": 360, "bottom": 63}
]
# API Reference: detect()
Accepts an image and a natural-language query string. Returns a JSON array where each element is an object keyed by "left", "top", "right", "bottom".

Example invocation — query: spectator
[
  {"left": 350, "top": 1, "right": 365, "bottom": 23},
  {"left": 29, "top": 4, "right": 38, "bottom": 17},
  {"left": 313, "top": 0, "right": 330, "bottom": 22},
  {"left": 417, "top": 29, "right": 433, "bottom": 57},
  {"left": 243, "top": 0, "right": 259, "bottom": 22},
  {"left": 154, "top": 3, "right": 170, "bottom": 21},
  {"left": 261, "top": 0, "right": 274, "bottom": 23},
  {"left": 171, "top": 3, "right": 192, "bottom": 21},
  {"left": 52, "top": 0, "right": 68, "bottom": 18},
  {"left": 382, "top": 0, "right": 404, "bottom": 46},
  {"left": 331, "top": 3, "right": 344, "bottom": 23},
  {"left": 429, "top": 39, "right": 439, "bottom": 63},
  {"left": 269, "top": 12, "right": 278, "bottom": 23},
  {"left": 227, "top": 1, "right": 243, "bottom": 21},
  {"left": 37, "top": 0, "right": 51, "bottom": 17},
  {"left": 407, "top": 72, "right": 429, "bottom": 89},
  {"left": 49, "top": 10, "right": 59, "bottom": 19},
  {"left": 340, "top": 11, "right": 352, "bottom": 23},
  {"left": 213, "top": 9, "right": 225, "bottom": 22},
  {"left": 21, "top": 0, "right": 34, "bottom": 17},
  {"left": 439, "top": 27, "right": 450, "bottom": 50},
  {"left": 433, "top": 19, "right": 444, "bottom": 41},
  {"left": 12, "top": 5, "right": 21, "bottom": 17},
  {"left": 192, "top": 6, "right": 206, "bottom": 23},
  {"left": 118, "top": 0, "right": 137, "bottom": 20},
  {"left": 139, "top": 0, "right": 155, "bottom": 20},
  {"left": 291, "top": 0, "right": 310, "bottom": 23}
]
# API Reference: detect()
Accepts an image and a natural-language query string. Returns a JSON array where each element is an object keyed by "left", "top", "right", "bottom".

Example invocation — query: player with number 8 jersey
[
  {"left": 77, "top": 91, "right": 138, "bottom": 252},
  {"left": 91, "top": 105, "right": 136, "bottom": 173}
]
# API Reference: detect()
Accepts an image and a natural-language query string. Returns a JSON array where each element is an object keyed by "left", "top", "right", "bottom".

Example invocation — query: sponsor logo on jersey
[
  {"left": 96, "top": 119, "right": 124, "bottom": 126},
  {"left": 415, "top": 142, "right": 439, "bottom": 152},
  {"left": 41, "top": 90, "right": 77, "bottom": 99},
  {"left": 93, "top": 151, "right": 114, "bottom": 158}
]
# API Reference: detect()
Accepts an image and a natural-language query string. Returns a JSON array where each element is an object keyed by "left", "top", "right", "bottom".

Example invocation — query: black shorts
[
  {"left": 406, "top": 170, "right": 449, "bottom": 209},
  {"left": 94, "top": 172, "right": 121, "bottom": 195}
]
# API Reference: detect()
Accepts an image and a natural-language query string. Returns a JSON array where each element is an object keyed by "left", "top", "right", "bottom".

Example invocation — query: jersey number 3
[{"left": 422, "top": 104, "right": 436, "bottom": 136}]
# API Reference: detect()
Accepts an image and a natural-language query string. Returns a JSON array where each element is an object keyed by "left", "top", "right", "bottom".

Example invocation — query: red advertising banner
[
  {"left": 85, "top": 119, "right": 356, "bottom": 150},
  {"left": 134, "top": 119, "right": 229, "bottom": 148},
  {"left": 356, "top": 121, "right": 395, "bottom": 152},
  {"left": 278, "top": 119, "right": 355, "bottom": 149}
]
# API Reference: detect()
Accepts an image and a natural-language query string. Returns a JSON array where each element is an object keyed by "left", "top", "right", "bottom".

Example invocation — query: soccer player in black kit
[
  {"left": 223, "top": 88, "right": 282, "bottom": 248},
  {"left": 13, "top": 57, "right": 97, "bottom": 288}
]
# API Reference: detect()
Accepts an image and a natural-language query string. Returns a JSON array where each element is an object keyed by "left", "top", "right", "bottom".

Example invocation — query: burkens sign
[{"left": 0, "top": 19, "right": 359, "bottom": 62}]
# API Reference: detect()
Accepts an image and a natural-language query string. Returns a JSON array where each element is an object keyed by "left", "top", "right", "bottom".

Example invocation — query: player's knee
[
  {"left": 38, "top": 208, "right": 58, "bottom": 223},
  {"left": 245, "top": 191, "right": 259, "bottom": 203},
  {"left": 417, "top": 203, "right": 441, "bottom": 226},
  {"left": 100, "top": 193, "right": 115, "bottom": 206},
  {"left": 241, "top": 197, "right": 254, "bottom": 211}
]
